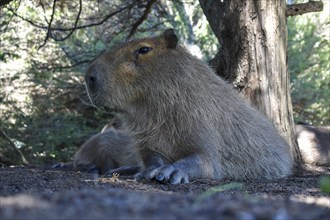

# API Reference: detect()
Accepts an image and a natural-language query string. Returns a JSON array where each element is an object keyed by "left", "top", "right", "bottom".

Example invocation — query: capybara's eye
[{"left": 136, "top": 46, "right": 153, "bottom": 55}]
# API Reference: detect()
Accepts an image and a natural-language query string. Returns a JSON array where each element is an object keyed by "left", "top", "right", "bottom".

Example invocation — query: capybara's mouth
[
  {"left": 85, "top": 84, "right": 122, "bottom": 114},
  {"left": 102, "top": 106, "right": 125, "bottom": 114}
]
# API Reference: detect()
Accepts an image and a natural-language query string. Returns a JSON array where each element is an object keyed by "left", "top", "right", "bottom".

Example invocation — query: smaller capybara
[
  {"left": 84, "top": 29, "right": 292, "bottom": 184},
  {"left": 73, "top": 123, "right": 141, "bottom": 174},
  {"left": 295, "top": 124, "right": 330, "bottom": 166}
]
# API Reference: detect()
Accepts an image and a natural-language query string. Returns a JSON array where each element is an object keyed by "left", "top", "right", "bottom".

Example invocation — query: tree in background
[
  {"left": 199, "top": 0, "right": 324, "bottom": 166},
  {"left": 0, "top": 0, "right": 326, "bottom": 165},
  {"left": 288, "top": 6, "right": 329, "bottom": 125}
]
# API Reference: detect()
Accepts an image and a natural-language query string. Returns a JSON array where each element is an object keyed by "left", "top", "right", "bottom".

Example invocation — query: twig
[
  {"left": 6, "top": 4, "right": 130, "bottom": 32},
  {"left": 126, "top": 0, "right": 157, "bottom": 40},
  {"left": 0, "top": 0, "right": 21, "bottom": 33},
  {"left": 0, "top": 125, "right": 29, "bottom": 165},
  {"left": 53, "top": 0, "right": 82, "bottom": 41},
  {"left": 286, "top": 1, "right": 323, "bottom": 17},
  {"left": 38, "top": 0, "right": 58, "bottom": 49}
]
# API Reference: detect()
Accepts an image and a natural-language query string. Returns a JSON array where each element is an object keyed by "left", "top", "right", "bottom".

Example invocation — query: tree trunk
[{"left": 199, "top": 0, "right": 302, "bottom": 168}]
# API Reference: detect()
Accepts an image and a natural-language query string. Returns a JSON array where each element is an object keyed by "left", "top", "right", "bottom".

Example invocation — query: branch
[
  {"left": 51, "top": 0, "right": 82, "bottom": 42},
  {"left": 0, "top": 0, "right": 21, "bottom": 33},
  {"left": 0, "top": 125, "right": 29, "bottom": 165},
  {"left": 286, "top": 1, "right": 323, "bottom": 17},
  {"left": 126, "top": 0, "right": 157, "bottom": 40},
  {"left": 38, "top": 0, "right": 58, "bottom": 49},
  {"left": 6, "top": 4, "right": 130, "bottom": 32}
]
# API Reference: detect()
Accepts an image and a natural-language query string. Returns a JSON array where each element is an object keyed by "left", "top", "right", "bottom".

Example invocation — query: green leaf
[
  {"left": 320, "top": 175, "right": 330, "bottom": 194},
  {"left": 195, "top": 182, "right": 244, "bottom": 202}
]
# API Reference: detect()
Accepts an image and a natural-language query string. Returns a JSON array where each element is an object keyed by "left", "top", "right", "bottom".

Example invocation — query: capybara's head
[{"left": 85, "top": 29, "right": 182, "bottom": 112}]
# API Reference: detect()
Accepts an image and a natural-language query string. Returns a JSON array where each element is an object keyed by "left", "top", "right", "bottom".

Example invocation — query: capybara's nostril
[
  {"left": 88, "top": 74, "right": 97, "bottom": 84},
  {"left": 85, "top": 67, "right": 99, "bottom": 92},
  {"left": 89, "top": 75, "right": 96, "bottom": 82}
]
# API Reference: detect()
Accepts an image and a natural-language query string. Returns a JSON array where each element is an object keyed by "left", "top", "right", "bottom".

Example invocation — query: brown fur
[
  {"left": 295, "top": 125, "right": 330, "bottom": 166},
  {"left": 73, "top": 125, "right": 141, "bottom": 174},
  {"left": 84, "top": 29, "right": 293, "bottom": 184}
]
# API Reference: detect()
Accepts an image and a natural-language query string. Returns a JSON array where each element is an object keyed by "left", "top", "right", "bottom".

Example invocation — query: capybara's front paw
[
  {"left": 133, "top": 166, "right": 158, "bottom": 181},
  {"left": 135, "top": 165, "right": 189, "bottom": 184}
]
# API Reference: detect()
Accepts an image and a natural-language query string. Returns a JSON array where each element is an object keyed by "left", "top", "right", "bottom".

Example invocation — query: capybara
[
  {"left": 73, "top": 124, "right": 141, "bottom": 174},
  {"left": 84, "top": 29, "right": 292, "bottom": 184},
  {"left": 295, "top": 124, "right": 330, "bottom": 166}
]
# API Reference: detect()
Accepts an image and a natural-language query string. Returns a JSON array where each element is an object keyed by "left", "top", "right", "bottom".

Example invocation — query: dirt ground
[{"left": 1, "top": 164, "right": 329, "bottom": 220}]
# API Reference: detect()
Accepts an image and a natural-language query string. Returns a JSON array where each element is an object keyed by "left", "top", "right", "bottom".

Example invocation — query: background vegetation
[
  {"left": 287, "top": 10, "right": 330, "bottom": 125},
  {"left": 0, "top": 0, "right": 329, "bottom": 165}
]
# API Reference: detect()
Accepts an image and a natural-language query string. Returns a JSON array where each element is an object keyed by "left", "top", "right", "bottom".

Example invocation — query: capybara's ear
[{"left": 163, "top": 29, "right": 178, "bottom": 49}]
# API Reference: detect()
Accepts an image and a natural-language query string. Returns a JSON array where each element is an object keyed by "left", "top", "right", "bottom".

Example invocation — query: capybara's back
[
  {"left": 84, "top": 29, "right": 293, "bottom": 184},
  {"left": 296, "top": 124, "right": 330, "bottom": 166}
]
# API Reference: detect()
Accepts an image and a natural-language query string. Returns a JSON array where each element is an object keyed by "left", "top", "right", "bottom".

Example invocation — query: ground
[{"left": 1, "top": 165, "right": 329, "bottom": 220}]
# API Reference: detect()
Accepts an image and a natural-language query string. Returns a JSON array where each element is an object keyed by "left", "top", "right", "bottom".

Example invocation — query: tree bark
[
  {"left": 286, "top": 1, "right": 323, "bottom": 17},
  {"left": 199, "top": 0, "right": 302, "bottom": 168}
]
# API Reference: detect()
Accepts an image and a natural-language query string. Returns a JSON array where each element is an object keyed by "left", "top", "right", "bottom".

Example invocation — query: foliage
[
  {"left": 288, "top": 10, "right": 330, "bottom": 125},
  {"left": 162, "top": 1, "right": 218, "bottom": 60},
  {"left": 0, "top": 66, "right": 109, "bottom": 164},
  {"left": 0, "top": 0, "right": 218, "bottom": 165},
  {"left": 319, "top": 175, "right": 330, "bottom": 194}
]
